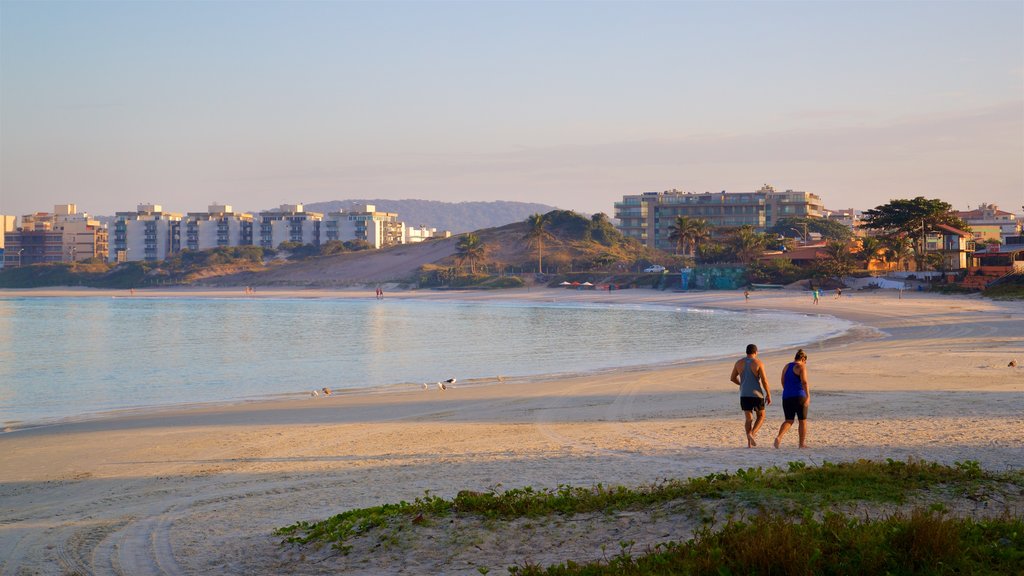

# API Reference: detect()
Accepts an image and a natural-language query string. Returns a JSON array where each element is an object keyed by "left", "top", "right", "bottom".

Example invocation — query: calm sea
[{"left": 0, "top": 297, "right": 852, "bottom": 427}]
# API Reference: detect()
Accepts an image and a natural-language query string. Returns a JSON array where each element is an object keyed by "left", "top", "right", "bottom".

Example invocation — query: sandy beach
[{"left": 1, "top": 287, "right": 1022, "bottom": 575}]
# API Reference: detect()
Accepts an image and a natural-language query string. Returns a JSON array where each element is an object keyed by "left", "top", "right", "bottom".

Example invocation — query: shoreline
[
  {"left": 1, "top": 287, "right": 1022, "bottom": 575},
  {"left": 1, "top": 287, "right": 862, "bottom": 432}
]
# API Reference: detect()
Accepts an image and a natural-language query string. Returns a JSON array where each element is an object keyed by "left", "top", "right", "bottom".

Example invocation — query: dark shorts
[
  {"left": 740, "top": 396, "right": 765, "bottom": 412},
  {"left": 783, "top": 396, "right": 808, "bottom": 421}
]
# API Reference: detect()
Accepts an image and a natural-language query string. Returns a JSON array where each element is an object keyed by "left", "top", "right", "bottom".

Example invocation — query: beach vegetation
[
  {"left": 276, "top": 459, "right": 1022, "bottom": 562},
  {"left": 861, "top": 197, "right": 971, "bottom": 271},
  {"left": 456, "top": 233, "right": 488, "bottom": 274},
  {"left": 507, "top": 510, "right": 1023, "bottom": 575}
]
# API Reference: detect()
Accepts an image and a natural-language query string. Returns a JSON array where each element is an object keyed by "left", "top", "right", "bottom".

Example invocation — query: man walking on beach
[{"left": 730, "top": 344, "right": 771, "bottom": 447}]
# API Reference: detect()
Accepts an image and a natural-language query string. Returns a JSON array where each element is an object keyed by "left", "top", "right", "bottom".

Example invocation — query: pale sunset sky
[{"left": 1, "top": 0, "right": 1022, "bottom": 219}]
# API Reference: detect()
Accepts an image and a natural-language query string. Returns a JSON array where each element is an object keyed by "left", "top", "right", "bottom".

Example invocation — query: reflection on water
[{"left": 0, "top": 297, "right": 851, "bottom": 425}]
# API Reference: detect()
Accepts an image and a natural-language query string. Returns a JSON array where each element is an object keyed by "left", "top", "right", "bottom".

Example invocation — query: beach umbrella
[
  {"left": 571, "top": 281, "right": 581, "bottom": 286},
  {"left": 581, "top": 282, "right": 593, "bottom": 286},
  {"left": 559, "top": 281, "right": 572, "bottom": 286}
]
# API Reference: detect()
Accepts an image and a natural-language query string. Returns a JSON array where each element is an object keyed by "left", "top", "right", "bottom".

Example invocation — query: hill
[{"left": 301, "top": 199, "right": 560, "bottom": 234}]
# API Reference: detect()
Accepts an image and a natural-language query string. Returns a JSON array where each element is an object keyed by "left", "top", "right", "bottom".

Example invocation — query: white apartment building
[
  {"left": 405, "top": 225, "right": 452, "bottom": 244},
  {"left": 110, "top": 204, "right": 182, "bottom": 262},
  {"left": 324, "top": 205, "right": 405, "bottom": 249},
  {"left": 184, "top": 204, "right": 254, "bottom": 251},
  {"left": 256, "top": 204, "right": 322, "bottom": 249}
]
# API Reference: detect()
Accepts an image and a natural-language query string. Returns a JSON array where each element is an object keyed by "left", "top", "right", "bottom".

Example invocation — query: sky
[{"left": 1, "top": 0, "right": 1022, "bottom": 219}]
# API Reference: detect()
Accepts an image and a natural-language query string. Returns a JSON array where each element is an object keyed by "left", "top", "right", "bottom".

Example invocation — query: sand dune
[{"left": 0, "top": 288, "right": 1021, "bottom": 574}]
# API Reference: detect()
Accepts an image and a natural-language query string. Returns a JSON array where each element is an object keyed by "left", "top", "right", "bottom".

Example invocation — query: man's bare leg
[
  {"left": 774, "top": 420, "right": 793, "bottom": 448},
  {"left": 749, "top": 409, "right": 765, "bottom": 447},
  {"left": 798, "top": 419, "right": 809, "bottom": 448},
  {"left": 744, "top": 411, "right": 756, "bottom": 447}
]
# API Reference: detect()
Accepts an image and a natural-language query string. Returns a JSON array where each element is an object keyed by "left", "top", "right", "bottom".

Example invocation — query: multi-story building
[
  {"left": 255, "top": 204, "right": 322, "bottom": 249},
  {"left": 955, "top": 203, "right": 1020, "bottom": 243},
  {"left": 184, "top": 204, "right": 254, "bottom": 251},
  {"left": 3, "top": 205, "right": 108, "bottom": 267},
  {"left": 405, "top": 225, "right": 451, "bottom": 244},
  {"left": 0, "top": 215, "right": 15, "bottom": 267},
  {"left": 614, "top": 185, "right": 825, "bottom": 250},
  {"left": 824, "top": 208, "right": 862, "bottom": 232},
  {"left": 324, "top": 205, "right": 405, "bottom": 249},
  {"left": 110, "top": 204, "right": 182, "bottom": 263}
]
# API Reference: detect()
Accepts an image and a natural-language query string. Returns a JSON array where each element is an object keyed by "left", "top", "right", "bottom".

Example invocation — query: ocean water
[{"left": 0, "top": 297, "right": 853, "bottom": 427}]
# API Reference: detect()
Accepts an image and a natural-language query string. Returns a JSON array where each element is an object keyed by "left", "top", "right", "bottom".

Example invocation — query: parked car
[{"left": 643, "top": 265, "right": 666, "bottom": 273}]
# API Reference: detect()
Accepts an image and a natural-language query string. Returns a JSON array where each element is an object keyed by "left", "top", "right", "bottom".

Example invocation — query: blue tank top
[{"left": 782, "top": 362, "right": 806, "bottom": 398}]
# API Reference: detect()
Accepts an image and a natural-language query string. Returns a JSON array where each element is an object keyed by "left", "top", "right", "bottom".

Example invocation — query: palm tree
[
  {"left": 455, "top": 233, "right": 486, "bottom": 275},
  {"left": 857, "top": 236, "right": 883, "bottom": 270},
  {"left": 730, "top": 226, "right": 769, "bottom": 264},
  {"left": 667, "top": 216, "right": 712, "bottom": 257},
  {"left": 881, "top": 234, "right": 914, "bottom": 272},
  {"left": 817, "top": 240, "right": 856, "bottom": 281},
  {"left": 521, "top": 213, "right": 554, "bottom": 273}
]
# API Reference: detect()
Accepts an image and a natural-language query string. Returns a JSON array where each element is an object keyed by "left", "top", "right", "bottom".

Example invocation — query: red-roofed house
[{"left": 927, "top": 224, "right": 975, "bottom": 271}]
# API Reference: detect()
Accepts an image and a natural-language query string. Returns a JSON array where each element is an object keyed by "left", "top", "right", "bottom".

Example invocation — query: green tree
[
  {"left": 667, "top": 216, "right": 712, "bottom": 257},
  {"left": 730, "top": 226, "right": 769, "bottom": 264},
  {"left": 815, "top": 240, "right": 856, "bottom": 281},
  {"left": 770, "top": 217, "right": 853, "bottom": 242},
  {"left": 861, "top": 198, "right": 970, "bottom": 271},
  {"left": 857, "top": 236, "right": 884, "bottom": 270},
  {"left": 455, "top": 233, "right": 486, "bottom": 275},
  {"left": 881, "top": 234, "right": 914, "bottom": 272},
  {"left": 521, "top": 213, "right": 554, "bottom": 273}
]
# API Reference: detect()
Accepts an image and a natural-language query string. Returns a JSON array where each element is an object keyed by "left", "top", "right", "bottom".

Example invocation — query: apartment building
[
  {"left": 0, "top": 215, "right": 15, "bottom": 267},
  {"left": 824, "top": 208, "right": 862, "bottom": 232},
  {"left": 256, "top": 204, "right": 322, "bottom": 249},
  {"left": 184, "top": 204, "right": 254, "bottom": 251},
  {"left": 405, "top": 225, "right": 451, "bottom": 244},
  {"left": 110, "top": 204, "right": 182, "bottom": 262},
  {"left": 324, "top": 205, "right": 404, "bottom": 249},
  {"left": 955, "top": 203, "right": 1020, "bottom": 243},
  {"left": 614, "top": 185, "right": 825, "bottom": 250},
  {"left": 3, "top": 205, "right": 108, "bottom": 267}
]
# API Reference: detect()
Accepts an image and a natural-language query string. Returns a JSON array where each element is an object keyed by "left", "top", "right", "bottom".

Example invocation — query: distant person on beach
[
  {"left": 730, "top": 344, "right": 772, "bottom": 448},
  {"left": 774, "top": 349, "right": 810, "bottom": 449},
  {"left": 744, "top": 289, "right": 750, "bottom": 301},
  {"left": 835, "top": 287, "right": 842, "bottom": 299},
  {"left": 812, "top": 288, "right": 819, "bottom": 305}
]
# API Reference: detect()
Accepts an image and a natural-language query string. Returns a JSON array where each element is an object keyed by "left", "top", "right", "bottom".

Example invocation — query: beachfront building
[
  {"left": 405, "top": 225, "right": 451, "bottom": 244},
  {"left": 925, "top": 224, "right": 975, "bottom": 271},
  {"left": 3, "top": 205, "right": 109, "bottom": 267},
  {"left": 110, "top": 204, "right": 182, "bottom": 263},
  {"left": 183, "top": 204, "right": 254, "bottom": 251},
  {"left": 614, "top": 185, "right": 825, "bottom": 250},
  {"left": 955, "top": 203, "right": 1020, "bottom": 244},
  {"left": 323, "top": 205, "right": 405, "bottom": 249},
  {"left": 256, "top": 204, "right": 322, "bottom": 249}
]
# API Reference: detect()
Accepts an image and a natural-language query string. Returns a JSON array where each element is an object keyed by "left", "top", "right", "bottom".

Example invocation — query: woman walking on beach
[{"left": 774, "top": 349, "right": 810, "bottom": 449}]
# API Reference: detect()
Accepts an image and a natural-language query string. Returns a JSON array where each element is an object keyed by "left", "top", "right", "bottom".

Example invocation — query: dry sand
[{"left": 1, "top": 287, "right": 1022, "bottom": 575}]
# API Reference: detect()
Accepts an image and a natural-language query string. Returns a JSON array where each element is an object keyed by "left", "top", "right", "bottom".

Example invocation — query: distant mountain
[{"left": 301, "top": 199, "right": 559, "bottom": 234}]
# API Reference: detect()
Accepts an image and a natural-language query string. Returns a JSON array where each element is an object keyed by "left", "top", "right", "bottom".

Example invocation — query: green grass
[
  {"left": 275, "top": 459, "right": 1020, "bottom": 553},
  {"left": 510, "top": 510, "right": 1024, "bottom": 575}
]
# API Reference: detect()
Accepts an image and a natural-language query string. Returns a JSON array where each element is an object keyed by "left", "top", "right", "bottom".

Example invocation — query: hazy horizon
[{"left": 2, "top": 1, "right": 1022, "bottom": 219}]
